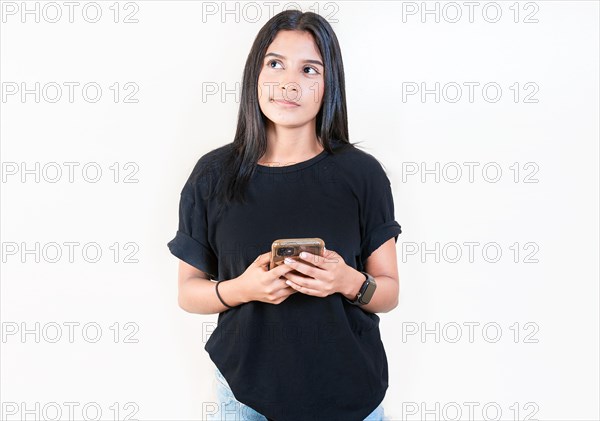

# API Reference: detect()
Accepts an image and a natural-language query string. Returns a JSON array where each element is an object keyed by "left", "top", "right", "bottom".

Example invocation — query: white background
[{"left": 1, "top": 1, "right": 598, "bottom": 420}]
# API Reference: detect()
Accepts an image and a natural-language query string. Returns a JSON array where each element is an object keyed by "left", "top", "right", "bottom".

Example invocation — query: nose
[{"left": 280, "top": 81, "right": 301, "bottom": 102}]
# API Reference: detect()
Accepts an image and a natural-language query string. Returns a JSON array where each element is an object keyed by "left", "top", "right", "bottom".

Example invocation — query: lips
[{"left": 272, "top": 98, "right": 300, "bottom": 106}]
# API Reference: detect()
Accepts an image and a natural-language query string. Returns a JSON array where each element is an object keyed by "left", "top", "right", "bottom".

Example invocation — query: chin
[
  {"left": 267, "top": 119, "right": 308, "bottom": 128},
  {"left": 262, "top": 112, "right": 319, "bottom": 128},
  {"left": 262, "top": 113, "right": 303, "bottom": 126}
]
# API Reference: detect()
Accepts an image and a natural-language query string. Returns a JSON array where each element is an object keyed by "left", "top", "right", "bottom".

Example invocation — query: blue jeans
[{"left": 206, "top": 366, "right": 386, "bottom": 421}]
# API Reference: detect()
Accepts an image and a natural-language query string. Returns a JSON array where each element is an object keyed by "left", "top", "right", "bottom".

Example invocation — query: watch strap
[{"left": 345, "top": 271, "right": 375, "bottom": 306}]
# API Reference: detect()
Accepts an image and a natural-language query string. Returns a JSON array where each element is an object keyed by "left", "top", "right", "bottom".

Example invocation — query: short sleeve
[
  {"left": 359, "top": 160, "right": 402, "bottom": 265},
  {"left": 167, "top": 161, "right": 218, "bottom": 280}
]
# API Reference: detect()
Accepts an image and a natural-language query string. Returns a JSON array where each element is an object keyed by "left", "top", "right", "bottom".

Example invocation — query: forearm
[
  {"left": 179, "top": 277, "right": 249, "bottom": 314},
  {"left": 343, "top": 269, "right": 399, "bottom": 313}
]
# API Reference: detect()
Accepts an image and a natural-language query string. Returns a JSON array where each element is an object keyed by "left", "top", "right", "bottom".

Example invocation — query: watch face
[{"left": 360, "top": 281, "right": 376, "bottom": 304}]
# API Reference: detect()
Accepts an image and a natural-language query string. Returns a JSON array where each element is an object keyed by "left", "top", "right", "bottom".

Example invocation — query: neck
[{"left": 259, "top": 123, "right": 323, "bottom": 165}]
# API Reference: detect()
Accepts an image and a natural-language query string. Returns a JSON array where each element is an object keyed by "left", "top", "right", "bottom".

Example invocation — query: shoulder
[
  {"left": 186, "top": 142, "right": 235, "bottom": 183},
  {"left": 182, "top": 142, "right": 235, "bottom": 197},
  {"left": 190, "top": 142, "right": 234, "bottom": 179},
  {"left": 329, "top": 139, "right": 390, "bottom": 184}
]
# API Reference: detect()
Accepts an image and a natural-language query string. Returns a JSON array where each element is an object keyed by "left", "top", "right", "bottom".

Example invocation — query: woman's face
[{"left": 257, "top": 30, "right": 325, "bottom": 129}]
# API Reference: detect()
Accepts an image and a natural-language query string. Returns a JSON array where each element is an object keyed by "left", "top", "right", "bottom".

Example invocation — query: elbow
[
  {"left": 381, "top": 298, "right": 398, "bottom": 314},
  {"left": 177, "top": 277, "right": 215, "bottom": 315},
  {"left": 178, "top": 293, "right": 191, "bottom": 313},
  {"left": 178, "top": 288, "right": 196, "bottom": 314},
  {"left": 370, "top": 277, "right": 399, "bottom": 313},
  {"left": 391, "top": 296, "right": 399, "bottom": 311},
  {"left": 178, "top": 286, "right": 212, "bottom": 315},
  {"left": 388, "top": 282, "right": 400, "bottom": 312}
]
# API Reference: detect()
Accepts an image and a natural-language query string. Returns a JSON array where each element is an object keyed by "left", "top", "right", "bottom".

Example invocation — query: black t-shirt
[{"left": 167, "top": 138, "right": 402, "bottom": 421}]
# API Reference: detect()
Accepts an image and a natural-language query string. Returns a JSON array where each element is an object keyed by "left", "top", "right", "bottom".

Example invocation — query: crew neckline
[{"left": 256, "top": 148, "right": 329, "bottom": 173}]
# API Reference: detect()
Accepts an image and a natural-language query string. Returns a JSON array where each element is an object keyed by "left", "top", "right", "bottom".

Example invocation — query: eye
[
  {"left": 304, "top": 66, "right": 320, "bottom": 75},
  {"left": 267, "top": 59, "right": 283, "bottom": 69}
]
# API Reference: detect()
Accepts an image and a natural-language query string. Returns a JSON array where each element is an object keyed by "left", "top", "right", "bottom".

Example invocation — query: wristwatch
[{"left": 345, "top": 271, "right": 377, "bottom": 306}]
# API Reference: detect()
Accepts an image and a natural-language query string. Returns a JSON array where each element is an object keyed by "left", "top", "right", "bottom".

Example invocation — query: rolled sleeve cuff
[
  {"left": 361, "top": 221, "right": 402, "bottom": 263},
  {"left": 167, "top": 230, "right": 218, "bottom": 280}
]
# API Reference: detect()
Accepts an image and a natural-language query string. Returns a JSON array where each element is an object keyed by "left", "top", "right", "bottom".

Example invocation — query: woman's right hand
[{"left": 238, "top": 251, "right": 298, "bottom": 305}]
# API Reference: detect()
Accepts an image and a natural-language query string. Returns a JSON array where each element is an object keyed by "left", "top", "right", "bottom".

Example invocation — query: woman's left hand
[{"left": 282, "top": 247, "right": 355, "bottom": 298}]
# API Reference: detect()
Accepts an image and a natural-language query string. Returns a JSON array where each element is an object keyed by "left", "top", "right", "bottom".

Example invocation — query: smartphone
[{"left": 270, "top": 238, "right": 325, "bottom": 272}]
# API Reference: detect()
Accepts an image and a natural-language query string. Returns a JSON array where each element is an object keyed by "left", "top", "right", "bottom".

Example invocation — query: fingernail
[
  {"left": 299, "top": 252, "right": 307, "bottom": 258},
  {"left": 284, "top": 257, "right": 294, "bottom": 264}
]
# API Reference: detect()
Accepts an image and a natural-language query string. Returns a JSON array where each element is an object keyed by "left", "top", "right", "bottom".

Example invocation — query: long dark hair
[{"left": 201, "top": 10, "right": 362, "bottom": 220}]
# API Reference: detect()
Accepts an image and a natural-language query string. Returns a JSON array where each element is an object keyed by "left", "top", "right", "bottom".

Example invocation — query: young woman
[{"left": 168, "top": 10, "right": 401, "bottom": 421}]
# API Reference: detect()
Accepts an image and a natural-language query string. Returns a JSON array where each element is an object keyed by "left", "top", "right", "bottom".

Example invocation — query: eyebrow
[{"left": 264, "top": 52, "right": 324, "bottom": 67}]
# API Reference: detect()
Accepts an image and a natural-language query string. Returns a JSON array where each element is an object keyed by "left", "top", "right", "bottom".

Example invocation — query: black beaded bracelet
[{"left": 215, "top": 280, "right": 235, "bottom": 309}]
